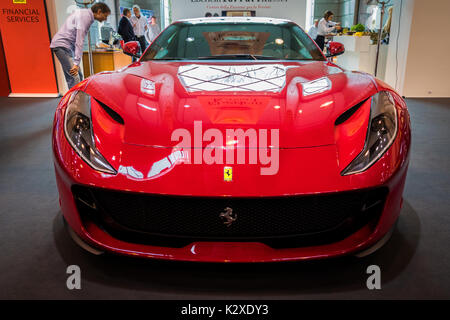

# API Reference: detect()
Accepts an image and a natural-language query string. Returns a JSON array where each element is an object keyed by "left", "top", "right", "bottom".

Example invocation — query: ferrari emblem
[
  {"left": 224, "top": 166, "right": 232, "bottom": 182},
  {"left": 220, "top": 207, "right": 237, "bottom": 227}
]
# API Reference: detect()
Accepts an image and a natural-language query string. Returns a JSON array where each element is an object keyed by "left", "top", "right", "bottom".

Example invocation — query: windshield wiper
[{"left": 197, "top": 54, "right": 276, "bottom": 60}]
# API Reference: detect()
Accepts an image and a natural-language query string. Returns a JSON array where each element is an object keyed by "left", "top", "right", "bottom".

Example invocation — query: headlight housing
[
  {"left": 64, "top": 91, "right": 116, "bottom": 174},
  {"left": 341, "top": 91, "right": 398, "bottom": 175}
]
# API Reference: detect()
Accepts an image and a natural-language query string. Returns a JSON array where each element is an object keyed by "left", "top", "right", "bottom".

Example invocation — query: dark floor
[{"left": 0, "top": 97, "right": 449, "bottom": 299}]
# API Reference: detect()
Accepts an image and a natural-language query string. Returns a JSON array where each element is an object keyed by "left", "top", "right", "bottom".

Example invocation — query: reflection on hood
[{"left": 178, "top": 64, "right": 287, "bottom": 92}]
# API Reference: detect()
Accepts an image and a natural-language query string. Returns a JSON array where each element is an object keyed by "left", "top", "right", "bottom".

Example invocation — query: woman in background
[
  {"left": 316, "top": 10, "right": 341, "bottom": 51},
  {"left": 145, "top": 16, "right": 161, "bottom": 45}
]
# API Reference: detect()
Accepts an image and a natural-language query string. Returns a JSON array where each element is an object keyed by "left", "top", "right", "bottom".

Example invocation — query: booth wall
[
  {"left": 402, "top": 0, "right": 450, "bottom": 98},
  {"left": 383, "top": 0, "right": 414, "bottom": 96},
  {"left": 0, "top": 0, "right": 58, "bottom": 96},
  {"left": 0, "top": 31, "right": 10, "bottom": 97}
]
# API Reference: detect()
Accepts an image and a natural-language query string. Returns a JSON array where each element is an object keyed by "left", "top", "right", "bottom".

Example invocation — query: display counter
[
  {"left": 82, "top": 49, "right": 132, "bottom": 77},
  {"left": 332, "top": 35, "right": 388, "bottom": 78}
]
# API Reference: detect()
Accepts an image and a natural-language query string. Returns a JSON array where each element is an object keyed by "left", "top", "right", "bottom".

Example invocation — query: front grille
[{"left": 73, "top": 186, "right": 388, "bottom": 248}]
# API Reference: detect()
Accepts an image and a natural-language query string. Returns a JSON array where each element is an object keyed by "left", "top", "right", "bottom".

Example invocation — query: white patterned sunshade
[{"left": 178, "top": 64, "right": 287, "bottom": 93}]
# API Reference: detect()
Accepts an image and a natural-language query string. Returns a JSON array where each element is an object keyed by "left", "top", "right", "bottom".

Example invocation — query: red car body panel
[{"left": 53, "top": 41, "right": 411, "bottom": 262}]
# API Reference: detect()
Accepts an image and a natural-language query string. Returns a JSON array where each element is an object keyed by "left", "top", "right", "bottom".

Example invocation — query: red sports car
[{"left": 53, "top": 17, "right": 411, "bottom": 262}]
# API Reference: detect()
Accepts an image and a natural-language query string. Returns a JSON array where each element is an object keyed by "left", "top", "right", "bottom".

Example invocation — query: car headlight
[
  {"left": 341, "top": 91, "right": 398, "bottom": 175},
  {"left": 64, "top": 91, "right": 117, "bottom": 174}
]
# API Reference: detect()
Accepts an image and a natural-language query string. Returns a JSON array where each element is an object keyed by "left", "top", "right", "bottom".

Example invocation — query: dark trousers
[
  {"left": 137, "top": 36, "right": 147, "bottom": 55},
  {"left": 316, "top": 35, "right": 325, "bottom": 51}
]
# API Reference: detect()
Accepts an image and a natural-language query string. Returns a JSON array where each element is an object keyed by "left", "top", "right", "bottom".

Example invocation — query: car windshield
[{"left": 141, "top": 21, "right": 325, "bottom": 61}]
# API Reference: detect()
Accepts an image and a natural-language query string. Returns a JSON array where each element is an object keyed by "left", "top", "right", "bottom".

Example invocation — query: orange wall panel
[
  {"left": 0, "top": 0, "right": 57, "bottom": 94},
  {"left": 0, "top": 31, "right": 11, "bottom": 96}
]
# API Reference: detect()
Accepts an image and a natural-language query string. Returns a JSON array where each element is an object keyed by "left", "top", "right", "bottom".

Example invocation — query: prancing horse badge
[
  {"left": 220, "top": 207, "right": 237, "bottom": 227},
  {"left": 224, "top": 166, "right": 232, "bottom": 182}
]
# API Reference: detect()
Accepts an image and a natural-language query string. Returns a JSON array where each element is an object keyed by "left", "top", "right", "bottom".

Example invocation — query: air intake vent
[
  {"left": 335, "top": 98, "right": 368, "bottom": 126},
  {"left": 73, "top": 185, "right": 387, "bottom": 249},
  {"left": 95, "top": 99, "right": 124, "bottom": 125}
]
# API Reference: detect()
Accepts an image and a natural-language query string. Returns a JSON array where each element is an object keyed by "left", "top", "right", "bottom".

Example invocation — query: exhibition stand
[{"left": 82, "top": 49, "right": 132, "bottom": 77}]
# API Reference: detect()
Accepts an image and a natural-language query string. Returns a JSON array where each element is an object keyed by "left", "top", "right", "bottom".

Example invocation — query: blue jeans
[{"left": 52, "top": 47, "right": 83, "bottom": 89}]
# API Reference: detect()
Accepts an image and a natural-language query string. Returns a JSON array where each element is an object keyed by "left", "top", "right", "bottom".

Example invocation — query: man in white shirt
[
  {"left": 131, "top": 5, "right": 148, "bottom": 54},
  {"left": 308, "top": 19, "right": 319, "bottom": 41}
]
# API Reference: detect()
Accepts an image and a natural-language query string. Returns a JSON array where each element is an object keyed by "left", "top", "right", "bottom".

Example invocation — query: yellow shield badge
[{"left": 224, "top": 167, "right": 232, "bottom": 182}]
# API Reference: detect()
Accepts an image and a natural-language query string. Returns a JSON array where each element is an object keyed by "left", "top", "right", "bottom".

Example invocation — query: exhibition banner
[
  {"left": 171, "top": 0, "right": 307, "bottom": 27},
  {"left": 0, "top": 0, "right": 58, "bottom": 96}
]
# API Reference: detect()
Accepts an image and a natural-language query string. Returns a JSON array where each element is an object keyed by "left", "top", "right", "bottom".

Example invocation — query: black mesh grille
[{"left": 73, "top": 186, "right": 387, "bottom": 248}]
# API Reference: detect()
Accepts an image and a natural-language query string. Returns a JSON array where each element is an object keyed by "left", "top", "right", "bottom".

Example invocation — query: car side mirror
[
  {"left": 326, "top": 41, "right": 345, "bottom": 58},
  {"left": 122, "top": 41, "right": 141, "bottom": 58}
]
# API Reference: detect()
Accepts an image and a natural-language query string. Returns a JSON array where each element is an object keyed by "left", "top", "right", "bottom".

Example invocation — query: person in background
[
  {"left": 316, "top": 10, "right": 341, "bottom": 51},
  {"left": 118, "top": 8, "right": 136, "bottom": 43},
  {"left": 308, "top": 19, "right": 319, "bottom": 42},
  {"left": 382, "top": 6, "right": 393, "bottom": 44},
  {"left": 213, "top": 13, "right": 219, "bottom": 17},
  {"left": 50, "top": 3, "right": 111, "bottom": 89},
  {"left": 145, "top": 16, "right": 161, "bottom": 44},
  {"left": 131, "top": 5, "right": 148, "bottom": 54},
  {"left": 205, "top": 12, "right": 212, "bottom": 17}
]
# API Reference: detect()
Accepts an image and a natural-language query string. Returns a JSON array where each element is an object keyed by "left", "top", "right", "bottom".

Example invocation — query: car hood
[{"left": 84, "top": 60, "right": 378, "bottom": 149}]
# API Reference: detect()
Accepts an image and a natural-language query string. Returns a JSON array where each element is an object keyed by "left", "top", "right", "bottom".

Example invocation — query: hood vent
[
  {"left": 335, "top": 98, "right": 368, "bottom": 126},
  {"left": 95, "top": 99, "right": 124, "bottom": 125}
]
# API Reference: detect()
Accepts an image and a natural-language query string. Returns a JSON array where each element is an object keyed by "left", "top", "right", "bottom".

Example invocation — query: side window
[{"left": 155, "top": 30, "right": 179, "bottom": 59}]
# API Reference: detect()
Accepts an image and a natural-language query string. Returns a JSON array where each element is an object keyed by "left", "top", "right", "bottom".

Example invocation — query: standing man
[
  {"left": 118, "top": 8, "right": 136, "bottom": 43},
  {"left": 131, "top": 5, "right": 148, "bottom": 55},
  {"left": 145, "top": 16, "right": 161, "bottom": 45},
  {"left": 50, "top": 3, "right": 111, "bottom": 89}
]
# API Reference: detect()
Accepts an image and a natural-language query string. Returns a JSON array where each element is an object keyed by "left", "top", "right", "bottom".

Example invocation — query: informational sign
[
  {"left": 0, "top": 0, "right": 57, "bottom": 96},
  {"left": 141, "top": 9, "right": 154, "bottom": 21},
  {"left": 171, "top": 0, "right": 307, "bottom": 27}
]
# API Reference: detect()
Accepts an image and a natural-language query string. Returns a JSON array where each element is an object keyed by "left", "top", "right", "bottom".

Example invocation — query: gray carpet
[{"left": 0, "top": 97, "right": 448, "bottom": 299}]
